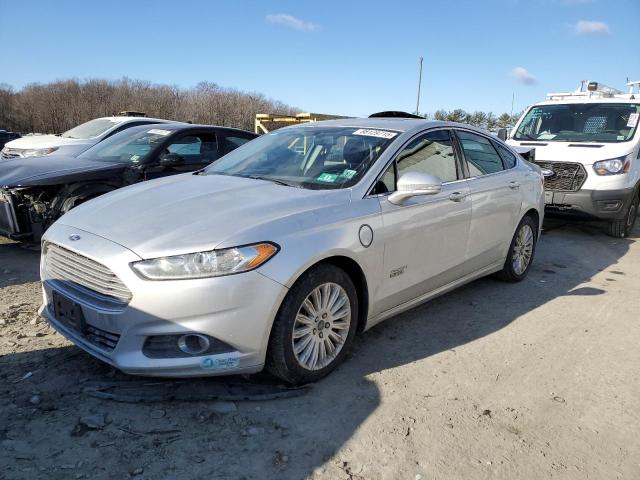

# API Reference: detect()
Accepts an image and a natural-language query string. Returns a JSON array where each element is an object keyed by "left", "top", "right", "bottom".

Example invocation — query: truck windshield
[
  {"left": 513, "top": 103, "right": 640, "bottom": 143},
  {"left": 204, "top": 126, "right": 397, "bottom": 189},
  {"left": 62, "top": 118, "right": 120, "bottom": 139}
]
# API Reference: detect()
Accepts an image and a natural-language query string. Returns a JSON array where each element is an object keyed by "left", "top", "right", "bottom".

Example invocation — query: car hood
[
  {"left": 58, "top": 173, "right": 351, "bottom": 259},
  {"left": 4, "top": 135, "right": 90, "bottom": 150},
  {"left": 507, "top": 140, "right": 634, "bottom": 165},
  {"left": 0, "top": 155, "right": 127, "bottom": 187}
]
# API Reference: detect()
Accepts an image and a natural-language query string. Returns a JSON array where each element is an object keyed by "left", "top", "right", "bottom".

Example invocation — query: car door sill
[{"left": 367, "top": 261, "right": 504, "bottom": 329}]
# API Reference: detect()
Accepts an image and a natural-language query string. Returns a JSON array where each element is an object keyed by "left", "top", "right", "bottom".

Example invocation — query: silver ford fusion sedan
[{"left": 40, "top": 117, "right": 544, "bottom": 384}]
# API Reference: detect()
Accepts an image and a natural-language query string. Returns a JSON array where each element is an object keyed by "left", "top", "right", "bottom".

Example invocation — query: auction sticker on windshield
[
  {"left": 627, "top": 113, "right": 639, "bottom": 128},
  {"left": 317, "top": 173, "right": 338, "bottom": 182},
  {"left": 147, "top": 129, "right": 171, "bottom": 136},
  {"left": 353, "top": 129, "right": 398, "bottom": 139}
]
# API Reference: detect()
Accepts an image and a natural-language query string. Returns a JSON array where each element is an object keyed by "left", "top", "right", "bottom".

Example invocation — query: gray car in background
[{"left": 40, "top": 117, "right": 544, "bottom": 384}]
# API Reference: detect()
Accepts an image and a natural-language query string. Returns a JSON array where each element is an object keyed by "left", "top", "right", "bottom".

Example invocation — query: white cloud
[
  {"left": 266, "top": 13, "right": 319, "bottom": 32},
  {"left": 511, "top": 67, "right": 537, "bottom": 85},
  {"left": 575, "top": 20, "right": 610, "bottom": 35}
]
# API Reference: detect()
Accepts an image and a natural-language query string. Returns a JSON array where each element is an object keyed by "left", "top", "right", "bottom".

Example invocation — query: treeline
[
  {"left": 0, "top": 77, "right": 523, "bottom": 135},
  {"left": 0, "top": 78, "right": 298, "bottom": 134},
  {"left": 423, "top": 109, "right": 522, "bottom": 130}
]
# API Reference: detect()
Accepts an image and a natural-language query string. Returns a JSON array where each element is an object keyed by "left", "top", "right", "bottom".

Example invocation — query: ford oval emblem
[
  {"left": 541, "top": 168, "right": 555, "bottom": 178},
  {"left": 69, "top": 234, "right": 81, "bottom": 241}
]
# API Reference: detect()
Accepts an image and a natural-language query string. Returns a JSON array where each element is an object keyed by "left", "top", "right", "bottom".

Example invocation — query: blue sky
[{"left": 1, "top": 0, "right": 638, "bottom": 116}]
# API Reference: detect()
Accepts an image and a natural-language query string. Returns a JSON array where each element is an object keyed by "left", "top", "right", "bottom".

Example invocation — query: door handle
[
  {"left": 449, "top": 192, "right": 466, "bottom": 202},
  {"left": 508, "top": 181, "right": 520, "bottom": 190}
]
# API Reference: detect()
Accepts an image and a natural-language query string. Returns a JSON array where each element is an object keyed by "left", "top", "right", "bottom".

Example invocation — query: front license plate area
[
  {"left": 544, "top": 190, "right": 553, "bottom": 205},
  {"left": 52, "top": 291, "right": 87, "bottom": 333}
]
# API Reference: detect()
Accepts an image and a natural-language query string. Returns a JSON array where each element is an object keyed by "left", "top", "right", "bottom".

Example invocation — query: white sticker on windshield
[
  {"left": 353, "top": 129, "right": 398, "bottom": 139},
  {"left": 627, "top": 113, "right": 639, "bottom": 128},
  {"left": 147, "top": 128, "right": 171, "bottom": 136}
]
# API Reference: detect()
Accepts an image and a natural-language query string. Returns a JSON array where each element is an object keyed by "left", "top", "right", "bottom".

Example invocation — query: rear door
[
  {"left": 373, "top": 129, "right": 472, "bottom": 314},
  {"left": 454, "top": 129, "right": 522, "bottom": 269}
]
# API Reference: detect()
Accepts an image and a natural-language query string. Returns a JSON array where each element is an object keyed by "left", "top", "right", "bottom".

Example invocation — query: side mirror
[
  {"left": 497, "top": 128, "right": 508, "bottom": 141},
  {"left": 159, "top": 153, "right": 184, "bottom": 167},
  {"left": 388, "top": 172, "right": 442, "bottom": 205}
]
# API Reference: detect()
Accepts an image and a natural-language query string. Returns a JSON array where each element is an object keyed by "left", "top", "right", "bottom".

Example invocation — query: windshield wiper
[
  {"left": 246, "top": 175, "right": 298, "bottom": 187},
  {"left": 515, "top": 132, "right": 540, "bottom": 141}
]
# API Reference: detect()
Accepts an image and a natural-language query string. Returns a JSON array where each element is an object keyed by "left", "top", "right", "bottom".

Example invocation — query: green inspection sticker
[
  {"left": 317, "top": 173, "right": 338, "bottom": 182},
  {"left": 340, "top": 169, "right": 357, "bottom": 179}
]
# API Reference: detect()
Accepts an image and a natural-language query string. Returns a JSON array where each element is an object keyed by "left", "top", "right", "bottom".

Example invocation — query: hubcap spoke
[
  {"left": 291, "top": 282, "right": 351, "bottom": 371},
  {"left": 512, "top": 224, "right": 534, "bottom": 275}
]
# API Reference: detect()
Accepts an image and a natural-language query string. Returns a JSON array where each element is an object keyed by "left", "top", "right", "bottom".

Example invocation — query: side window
[
  {"left": 495, "top": 143, "right": 517, "bottom": 169},
  {"left": 161, "top": 134, "right": 218, "bottom": 165},
  {"left": 225, "top": 135, "right": 252, "bottom": 152},
  {"left": 396, "top": 129, "right": 458, "bottom": 182},
  {"left": 457, "top": 131, "right": 505, "bottom": 176}
]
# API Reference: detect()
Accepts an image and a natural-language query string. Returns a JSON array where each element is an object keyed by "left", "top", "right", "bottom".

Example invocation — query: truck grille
[
  {"left": 536, "top": 161, "right": 587, "bottom": 192},
  {"left": 43, "top": 243, "right": 132, "bottom": 305}
]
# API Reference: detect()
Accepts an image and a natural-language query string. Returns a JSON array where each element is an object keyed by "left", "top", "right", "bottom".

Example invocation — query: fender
[{"left": 53, "top": 181, "right": 121, "bottom": 216}]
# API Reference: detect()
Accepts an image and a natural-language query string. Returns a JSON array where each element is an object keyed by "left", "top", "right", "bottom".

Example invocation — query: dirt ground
[{"left": 1, "top": 217, "right": 639, "bottom": 480}]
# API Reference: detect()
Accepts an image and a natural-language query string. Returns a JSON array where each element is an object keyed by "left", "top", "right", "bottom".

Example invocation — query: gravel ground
[{"left": 1, "top": 218, "right": 639, "bottom": 480}]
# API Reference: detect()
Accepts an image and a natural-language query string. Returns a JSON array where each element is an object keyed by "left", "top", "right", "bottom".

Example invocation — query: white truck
[
  {"left": 1, "top": 114, "right": 173, "bottom": 160},
  {"left": 505, "top": 80, "right": 640, "bottom": 237}
]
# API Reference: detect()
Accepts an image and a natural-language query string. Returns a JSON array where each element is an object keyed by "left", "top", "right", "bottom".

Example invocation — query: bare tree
[{"left": 1, "top": 78, "right": 298, "bottom": 134}]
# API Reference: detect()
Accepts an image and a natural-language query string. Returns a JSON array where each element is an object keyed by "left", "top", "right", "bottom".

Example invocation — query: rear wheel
[
  {"left": 606, "top": 191, "right": 639, "bottom": 238},
  {"left": 497, "top": 215, "right": 538, "bottom": 282},
  {"left": 266, "top": 264, "right": 358, "bottom": 384}
]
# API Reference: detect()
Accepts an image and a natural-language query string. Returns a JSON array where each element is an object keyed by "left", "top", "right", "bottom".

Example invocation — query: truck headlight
[
  {"left": 22, "top": 147, "right": 59, "bottom": 158},
  {"left": 131, "top": 242, "right": 279, "bottom": 280},
  {"left": 593, "top": 156, "right": 630, "bottom": 176}
]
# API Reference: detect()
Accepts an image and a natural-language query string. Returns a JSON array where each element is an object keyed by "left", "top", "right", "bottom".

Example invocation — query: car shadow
[
  {"left": 0, "top": 219, "right": 636, "bottom": 479},
  {"left": 0, "top": 239, "right": 40, "bottom": 288}
]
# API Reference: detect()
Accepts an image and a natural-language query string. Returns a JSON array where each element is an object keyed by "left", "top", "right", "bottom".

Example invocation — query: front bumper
[
  {"left": 544, "top": 188, "right": 636, "bottom": 220},
  {"left": 40, "top": 223, "right": 289, "bottom": 377}
]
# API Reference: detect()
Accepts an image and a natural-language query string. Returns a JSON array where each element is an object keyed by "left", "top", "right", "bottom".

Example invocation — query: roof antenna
[{"left": 415, "top": 57, "right": 423, "bottom": 115}]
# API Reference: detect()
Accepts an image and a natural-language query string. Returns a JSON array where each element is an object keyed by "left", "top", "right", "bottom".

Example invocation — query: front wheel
[
  {"left": 266, "top": 264, "right": 358, "bottom": 384},
  {"left": 606, "top": 192, "right": 639, "bottom": 238},
  {"left": 497, "top": 215, "right": 538, "bottom": 282}
]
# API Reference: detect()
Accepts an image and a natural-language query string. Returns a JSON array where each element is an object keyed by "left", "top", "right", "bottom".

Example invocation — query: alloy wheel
[
  {"left": 292, "top": 282, "right": 351, "bottom": 371},
  {"left": 512, "top": 224, "right": 534, "bottom": 275}
]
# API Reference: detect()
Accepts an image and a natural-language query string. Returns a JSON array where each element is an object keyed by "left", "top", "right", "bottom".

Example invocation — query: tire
[
  {"left": 266, "top": 264, "right": 358, "bottom": 384},
  {"left": 606, "top": 192, "right": 639, "bottom": 238},
  {"left": 497, "top": 215, "right": 538, "bottom": 283}
]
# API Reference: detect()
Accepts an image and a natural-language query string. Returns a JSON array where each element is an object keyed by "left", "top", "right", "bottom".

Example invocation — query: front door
[{"left": 373, "top": 129, "right": 472, "bottom": 314}]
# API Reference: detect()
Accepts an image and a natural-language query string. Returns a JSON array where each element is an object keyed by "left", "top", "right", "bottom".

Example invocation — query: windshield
[
  {"left": 62, "top": 118, "right": 120, "bottom": 139},
  {"left": 78, "top": 127, "right": 172, "bottom": 163},
  {"left": 204, "top": 126, "right": 397, "bottom": 189},
  {"left": 514, "top": 103, "right": 640, "bottom": 143}
]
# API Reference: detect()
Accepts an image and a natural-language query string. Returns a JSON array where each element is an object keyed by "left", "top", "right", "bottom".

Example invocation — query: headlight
[
  {"left": 22, "top": 147, "right": 59, "bottom": 158},
  {"left": 593, "top": 156, "right": 630, "bottom": 175},
  {"left": 131, "top": 242, "right": 279, "bottom": 280}
]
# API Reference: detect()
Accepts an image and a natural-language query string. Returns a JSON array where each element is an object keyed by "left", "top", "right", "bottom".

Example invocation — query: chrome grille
[
  {"left": 44, "top": 243, "right": 132, "bottom": 304},
  {"left": 536, "top": 161, "right": 587, "bottom": 192},
  {"left": 1, "top": 149, "right": 22, "bottom": 159}
]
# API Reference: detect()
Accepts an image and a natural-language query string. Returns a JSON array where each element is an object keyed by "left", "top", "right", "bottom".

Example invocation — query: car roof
[
  {"left": 98, "top": 116, "right": 176, "bottom": 123},
  {"left": 121, "top": 122, "right": 256, "bottom": 135},
  {"left": 285, "top": 117, "right": 495, "bottom": 137}
]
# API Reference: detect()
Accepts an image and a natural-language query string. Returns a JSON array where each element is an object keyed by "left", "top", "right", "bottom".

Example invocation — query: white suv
[
  {"left": 507, "top": 80, "right": 640, "bottom": 237},
  {"left": 1, "top": 115, "right": 174, "bottom": 160}
]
